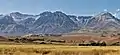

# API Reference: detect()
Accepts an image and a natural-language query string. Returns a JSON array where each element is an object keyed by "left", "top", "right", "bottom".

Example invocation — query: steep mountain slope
[
  {"left": 10, "top": 12, "right": 37, "bottom": 22},
  {"left": 33, "top": 11, "right": 78, "bottom": 33},
  {"left": 86, "top": 12, "right": 120, "bottom": 31},
  {"left": 0, "top": 13, "right": 34, "bottom": 34},
  {"left": 68, "top": 15, "right": 92, "bottom": 28}
]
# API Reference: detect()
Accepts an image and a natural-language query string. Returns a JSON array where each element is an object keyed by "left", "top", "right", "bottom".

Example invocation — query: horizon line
[{"left": 0, "top": 10, "right": 119, "bottom": 17}]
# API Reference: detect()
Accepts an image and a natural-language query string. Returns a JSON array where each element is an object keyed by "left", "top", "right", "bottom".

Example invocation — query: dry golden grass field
[
  {"left": 0, "top": 34, "right": 120, "bottom": 55},
  {"left": 0, "top": 44, "right": 119, "bottom": 55}
]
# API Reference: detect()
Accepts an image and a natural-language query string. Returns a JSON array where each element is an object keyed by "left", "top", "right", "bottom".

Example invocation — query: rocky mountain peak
[
  {"left": 10, "top": 12, "right": 22, "bottom": 15},
  {"left": 95, "top": 12, "right": 115, "bottom": 20},
  {"left": 86, "top": 12, "right": 120, "bottom": 31},
  {"left": 40, "top": 11, "right": 52, "bottom": 16},
  {"left": 101, "top": 12, "right": 112, "bottom": 16}
]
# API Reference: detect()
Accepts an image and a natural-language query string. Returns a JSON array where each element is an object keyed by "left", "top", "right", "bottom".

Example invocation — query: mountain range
[{"left": 0, "top": 11, "right": 120, "bottom": 36}]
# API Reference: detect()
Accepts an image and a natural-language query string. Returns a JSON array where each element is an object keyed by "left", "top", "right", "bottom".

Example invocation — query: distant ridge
[{"left": 0, "top": 11, "right": 119, "bottom": 36}]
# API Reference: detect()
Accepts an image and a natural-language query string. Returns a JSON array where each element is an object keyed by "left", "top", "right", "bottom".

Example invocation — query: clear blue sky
[{"left": 0, "top": 0, "right": 120, "bottom": 15}]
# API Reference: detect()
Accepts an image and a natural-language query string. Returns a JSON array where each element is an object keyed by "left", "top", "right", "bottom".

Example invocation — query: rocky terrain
[{"left": 0, "top": 11, "right": 120, "bottom": 36}]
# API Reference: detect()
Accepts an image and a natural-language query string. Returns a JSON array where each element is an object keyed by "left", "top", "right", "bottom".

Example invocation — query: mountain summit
[{"left": 86, "top": 12, "right": 120, "bottom": 31}]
